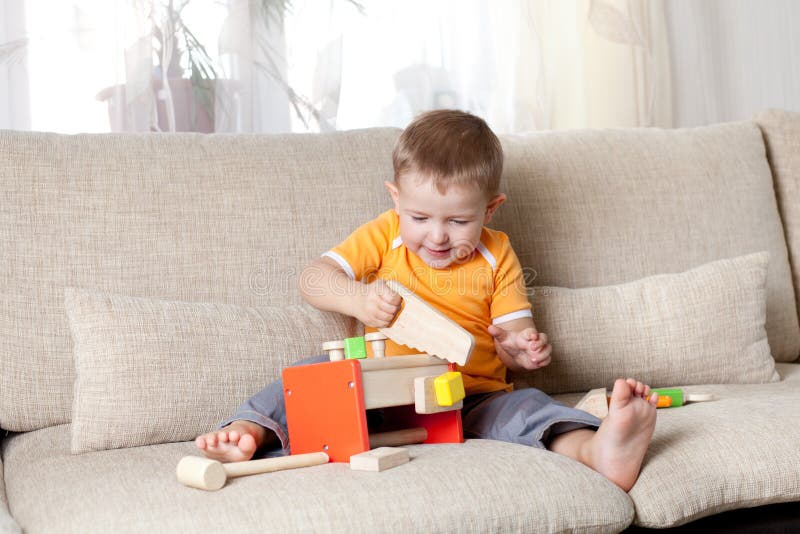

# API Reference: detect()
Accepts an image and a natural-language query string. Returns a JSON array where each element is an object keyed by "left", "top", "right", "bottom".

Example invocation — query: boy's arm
[
  {"left": 298, "top": 256, "right": 401, "bottom": 328},
  {"left": 488, "top": 317, "right": 552, "bottom": 372}
]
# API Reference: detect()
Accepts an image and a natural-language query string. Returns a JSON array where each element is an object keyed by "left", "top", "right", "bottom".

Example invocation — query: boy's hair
[{"left": 392, "top": 109, "right": 503, "bottom": 197}]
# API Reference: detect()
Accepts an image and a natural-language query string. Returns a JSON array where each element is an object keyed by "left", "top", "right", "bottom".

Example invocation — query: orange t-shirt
[{"left": 322, "top": 210, "right": 532, "bottom": 395}]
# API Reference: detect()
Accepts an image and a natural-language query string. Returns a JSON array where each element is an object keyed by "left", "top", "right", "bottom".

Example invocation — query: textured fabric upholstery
[
  {"left": 0, "top": 129, "right": 397, "bottom": 431},
  {"left": 65, "top": 288, "right": 355, "bottom": 453},
  {"left": 513, "top": 253, "right": 778, "bottom": 393},
  {"left": 756, "top": 109, "right": 800, "bottom": 337},
  {"left": 493, "top": 122, "right": 800, "bottom": 369},
  {"left": 2, "top": 429, "right": 634, "bottom": 534}
]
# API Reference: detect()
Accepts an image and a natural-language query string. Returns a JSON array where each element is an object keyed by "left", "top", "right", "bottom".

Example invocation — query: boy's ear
[
  {"left": 484, "top": 193, "right": 506, "bottom": 223},
  {"left": 385, "top": 181, "right": 401, "bottom": 212}
]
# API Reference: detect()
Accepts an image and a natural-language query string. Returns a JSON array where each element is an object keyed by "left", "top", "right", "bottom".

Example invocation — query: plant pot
[{"left": 97, "top": 78, "right": 217, "bottom": 133}]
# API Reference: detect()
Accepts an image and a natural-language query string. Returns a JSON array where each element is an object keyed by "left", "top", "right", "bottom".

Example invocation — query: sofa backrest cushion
[
  {"left": 65, "top": 288, "right": 356, "bottom": 453},
  {"left": 756, "top": 109, "right": 800, "bottom": 333},
  {"left": 3, "top": 120, "right": 797, "bottom": 431},
  {"left": 492, "top": 121, "right": 800, "bottom": 383},
  {"left": 0, "top": 130, "right": 397, "bottom": 432}
]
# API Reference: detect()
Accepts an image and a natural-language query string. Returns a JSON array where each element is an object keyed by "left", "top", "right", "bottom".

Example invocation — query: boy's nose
[{"left": 429, "top": 226, "right": 448, "bottom": 245}]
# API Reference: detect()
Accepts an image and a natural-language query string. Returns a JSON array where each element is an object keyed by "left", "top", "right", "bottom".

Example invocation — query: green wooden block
[{"left": 344, "top": 336, "right": 367, "bottom": 359}]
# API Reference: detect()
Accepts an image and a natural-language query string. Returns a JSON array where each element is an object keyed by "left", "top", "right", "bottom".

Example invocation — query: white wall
[{"left": 665, "top": 0, "right": 800, "bottom": 127}]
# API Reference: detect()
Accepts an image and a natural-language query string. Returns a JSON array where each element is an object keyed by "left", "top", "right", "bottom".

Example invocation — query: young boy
[{"left": 196, "top": 110, "right": 658, "bottom": 492}]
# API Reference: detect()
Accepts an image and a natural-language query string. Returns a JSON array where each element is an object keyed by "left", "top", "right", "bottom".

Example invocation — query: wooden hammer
[{"left": 176, "top": 452, "right": 329, "bottom": 491}]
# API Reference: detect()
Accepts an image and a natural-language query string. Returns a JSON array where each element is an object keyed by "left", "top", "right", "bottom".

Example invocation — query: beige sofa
[{"left": 1, "top": 110, "right": 800, "bottom": 533}]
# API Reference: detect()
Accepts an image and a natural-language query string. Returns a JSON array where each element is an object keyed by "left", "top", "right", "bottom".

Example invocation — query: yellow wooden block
[{"left": 434, "top": 372, "right": 465, "bottom": 406}]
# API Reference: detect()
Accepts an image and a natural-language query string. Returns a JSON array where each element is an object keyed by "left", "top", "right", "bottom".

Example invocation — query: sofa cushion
[
  {"left": 756, "top": 109, "right": 800, "bottom": 340},
  {"left": 0, "top": 129, "right": 398, "bottom": 432},
  {"left": 627, "top": 362, "right": 800, "bottom": 527},
  {"left": 0, "top": 454, "right": 22, "bottom": 534},
  {"left": 548, "top": 363, "right": 800, "bottom": 527},
  {"left": 513, "top": 253, "right": 778, "bottom": 393},
  {"left": 65, "top": 288, "right": 355, "bottom": 453},
  {"left": 493, "top": 121, "right": 800, "bottom": 372},
  {"left": 1, "top": 429, "right": 635, "bottom": 533}
]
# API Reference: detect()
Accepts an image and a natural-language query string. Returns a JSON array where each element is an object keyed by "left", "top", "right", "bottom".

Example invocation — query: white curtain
[
  {"left": 0, "top": 0, "right": 30, "bottom": 130},
  {"left": 665, "top": 0, "right": 800, "bottom": 127},
  {"left": 0, "top": 0, "right": 672, "bottom": 134},
  {"left": 282, "top": 0, "right": 672, "bottom": 132}
]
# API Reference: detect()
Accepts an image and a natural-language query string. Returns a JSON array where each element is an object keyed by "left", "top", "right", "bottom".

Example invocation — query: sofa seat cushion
[
  {"left": 0, "top": 454, "right": 21, "bottom": 534},
  {"left": 555, "top": 363, "right": 800, "bottom": 528},
  {"left": 2, "top": 431, "right": 633, "bottom": 534}
]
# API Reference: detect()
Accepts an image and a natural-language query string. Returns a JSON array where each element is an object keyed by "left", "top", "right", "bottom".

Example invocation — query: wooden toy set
[
  {"left": 177, "top": 280, "right": 722, "bottom": 488},
  {"left": 575, "top": 386, "right": 715, "bottom": 419},
  {"left": 282, "top": 280, "right": 476, "bottom": 463}
]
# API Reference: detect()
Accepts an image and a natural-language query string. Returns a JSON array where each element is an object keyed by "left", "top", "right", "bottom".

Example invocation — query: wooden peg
[
  {"left": 322, "top": 340, "right": 345, "bottom": 361},
  {"left": 365, "top": 332, "right": 388, "bottom": 358},
  {"left": 368, "top": 427, "right": 428, "bottom": 448}
]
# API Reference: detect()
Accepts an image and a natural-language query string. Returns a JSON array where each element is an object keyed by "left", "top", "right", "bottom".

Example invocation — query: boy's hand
[
  {"left": 355, "top": 279, "right": 402, "bottom": 328},
  {"left": 488, "top": 325, "right": 552, "bottom": 371}
]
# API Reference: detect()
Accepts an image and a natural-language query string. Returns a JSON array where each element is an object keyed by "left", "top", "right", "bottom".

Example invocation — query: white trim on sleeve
[
  {"left": 476, "top": 241, "right": 497, "bottom": 270},
  {"left": 321, "top": 251, "right": 356, "bottom": 280},
  {"left": 492, "top": 309, "right": 533, "bottom": 325}
]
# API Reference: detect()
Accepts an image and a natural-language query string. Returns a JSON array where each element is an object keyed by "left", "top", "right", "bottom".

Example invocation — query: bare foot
[
  {"left": 582, "top": 378, "right": 658, "bottom": 491},
  {"left": 195, "top": 420, "right": 267, "bottom": 463}
]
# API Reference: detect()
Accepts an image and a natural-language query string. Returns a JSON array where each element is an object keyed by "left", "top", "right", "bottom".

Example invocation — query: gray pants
[{"left": 220, "top": 356, "right": 601, "bottom": 457}]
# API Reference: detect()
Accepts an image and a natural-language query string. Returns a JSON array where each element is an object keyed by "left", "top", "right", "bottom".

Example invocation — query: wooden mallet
[{"left": 176, "top": 452, "right": 329, "bottom": 491}]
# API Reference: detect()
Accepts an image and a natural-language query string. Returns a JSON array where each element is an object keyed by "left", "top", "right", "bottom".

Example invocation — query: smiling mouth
[{"left": 425, "top": 247, "right": 451, "bottom": 258}]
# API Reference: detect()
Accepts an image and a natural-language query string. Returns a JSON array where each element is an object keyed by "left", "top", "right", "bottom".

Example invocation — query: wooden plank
[
  {"left": 358, "top": 354, "right": 444, "bottom": 372},
  {"left": 361, "top": 364, "right": 448, "bottom": 409},
  {"left": 379, "top": 280, "right": 475, "bottom": 366}
]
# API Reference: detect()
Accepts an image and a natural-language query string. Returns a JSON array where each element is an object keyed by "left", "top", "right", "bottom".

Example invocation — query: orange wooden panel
[{"left": 283, "top": 360, "right": 370, "bottom": 463}]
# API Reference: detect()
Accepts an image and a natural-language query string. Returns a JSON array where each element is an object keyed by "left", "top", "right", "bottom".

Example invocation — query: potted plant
[{"left": 98, "top": 0, "right": 294, "bottom": 132}]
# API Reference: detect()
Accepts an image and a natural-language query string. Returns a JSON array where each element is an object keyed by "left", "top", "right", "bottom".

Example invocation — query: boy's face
[{"left": 385, "top": 174, "right": 505, "bottom": 269}]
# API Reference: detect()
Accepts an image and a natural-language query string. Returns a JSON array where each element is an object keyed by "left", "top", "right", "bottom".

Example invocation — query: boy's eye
[
  {"left": 411, "top": 216, "right": 427, "bottom": 222},
  {"left": 451, "top": 220, "right": 468, "bottom": 225}
]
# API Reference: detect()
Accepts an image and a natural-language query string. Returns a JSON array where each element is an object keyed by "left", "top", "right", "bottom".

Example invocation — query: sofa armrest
[{"left": 0, "top": 439, "right": 23, "bottom": 534}]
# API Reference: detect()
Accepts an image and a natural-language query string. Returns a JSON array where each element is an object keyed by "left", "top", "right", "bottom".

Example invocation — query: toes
[
  {"left": 238, "top": 434, "right": 257, "bottom": 456},
  {"left": 195, "top": 436, "right": 207, "bottom": 450},
  {"left": 624, "top": 378, "right": 650, "bottom": 398},
  {"left": 610, "top": 378, "right": 634, "bottom": 406},
  {"left": 648, "top": 391, "right": 659, "bottom": 407}
]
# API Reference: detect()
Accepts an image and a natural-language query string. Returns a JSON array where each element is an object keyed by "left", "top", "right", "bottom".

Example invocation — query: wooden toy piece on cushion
[
  {"left": 176, "top": 452, "right": 329, "bottom": 491},
  {"left": 350, "top": 447, "right": 410, "bottom": 472},
  {"left": 574, "top": 387, "right": 716, "bottom": 419}
]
